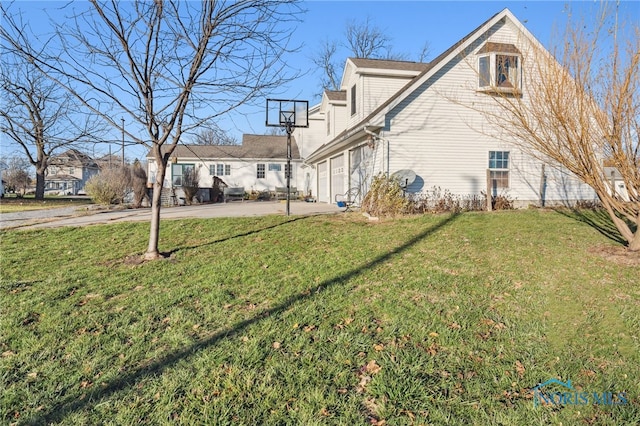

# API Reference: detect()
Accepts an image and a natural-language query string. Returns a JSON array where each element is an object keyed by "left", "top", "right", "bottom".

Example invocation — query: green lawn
[
  {"left": 0, "top": 195, "right": 93, "bottom": 213},
  {"left": 1, "top": 210, "right": 638, "bottom": 425}
]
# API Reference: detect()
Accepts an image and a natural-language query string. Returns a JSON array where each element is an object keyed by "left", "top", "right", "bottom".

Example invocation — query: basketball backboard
[{"left": 266, "top": 99, "right": 309, "bottom": 128}]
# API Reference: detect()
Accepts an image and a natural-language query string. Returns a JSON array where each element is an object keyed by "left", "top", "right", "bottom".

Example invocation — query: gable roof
[
  {"left": 477, "top": 42, "right": 521, "bottom": 54},
  {"left": 325, "top": 90, "right": 346, "bottom": 102},
  {"left": 158, "top": 134, "right": 300, "bottom": 161},
  {"left": 348, "top": 58, "right": 430, "bottom": 73},
  {"left": 49, "top": 148, "right": 98, "bottom": 167},
  {"left": 307, "top": 8, "right": 542, "bottom": 162}
]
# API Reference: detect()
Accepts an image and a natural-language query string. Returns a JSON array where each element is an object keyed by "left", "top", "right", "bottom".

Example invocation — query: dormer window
[{"left": 477, "top": 42, "right": 521, "bottom": 93}]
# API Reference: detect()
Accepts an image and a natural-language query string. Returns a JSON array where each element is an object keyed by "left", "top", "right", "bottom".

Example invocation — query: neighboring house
[
  {"left": 147, "top": 134, "right": 310, "bottom": 201},
  {"left": 603, "top": 165, "right": 630, "bottom": 202},
  {"left": 45, "top": 148, "right": 99, "bottom": 195},
  {"left": 297, "top": 8, "right": 597, "bottom": 206},
  {"left": 95, "top": 154, "right": 125, "bottom": 170}
]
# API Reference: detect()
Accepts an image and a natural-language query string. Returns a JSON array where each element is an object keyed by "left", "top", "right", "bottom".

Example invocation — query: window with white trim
[
  {"left": 479, "top": 54, "right": 521, "bottom": 91},
  {"left": 488, "top": 151, "right": 509, "bottom": 189},
  {"left": 268, "top": 163, "right": 281, "bottom": 172},
  {"left": 477, "top": 43, "right": 521, "bottom": 92},
  {"left": 209, "top": 164, "right": 231, "bottom": 176},
  {"left": 257, "top": 163, "right": 265, "bottom": 179}
]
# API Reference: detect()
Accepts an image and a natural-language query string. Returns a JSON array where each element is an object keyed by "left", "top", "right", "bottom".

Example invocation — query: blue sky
[
  {"left": 226, "top": 0, "right": 639, "bottom": 147},
  {"left": 2, "top": 1, "right": 639, "bottom": 161}
]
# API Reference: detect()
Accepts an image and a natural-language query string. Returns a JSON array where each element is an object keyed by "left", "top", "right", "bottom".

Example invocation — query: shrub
[
  {"left": 575, "top": 199, "right": 603, "bottom": 210},
  {"left": 361, "top": 173, "right": 412, "bottom": 217},
  {"left": 481, "top": 190, "right": 515, "bottom": 210},
  {"left": 85, "top": 166, "right": 131, "bottom": 205},
  {"left": 181, "top": 167, "right": 200, "bottom": 205},
  {"left": 131, "top": 161, "right": 149, "bottom": 208},
  {"left": 410, "top": 186, "right": 486, "bottom": 213}
]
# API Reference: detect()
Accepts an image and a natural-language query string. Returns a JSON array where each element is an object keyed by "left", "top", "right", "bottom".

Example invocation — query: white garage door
[
  {"left": 317, "top": 161, "right": 328, "bottom": 203},
  {"left": 331, "top": 154, "right": 345, "bottom": 203}
]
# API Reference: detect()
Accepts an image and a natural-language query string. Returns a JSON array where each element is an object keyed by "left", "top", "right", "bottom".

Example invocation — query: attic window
[
  {"left": 350, "top": 85, "right": 357, "bottom": 116},
  {"left": 477, "top": 43, "right": 521, "bottom": 93}
]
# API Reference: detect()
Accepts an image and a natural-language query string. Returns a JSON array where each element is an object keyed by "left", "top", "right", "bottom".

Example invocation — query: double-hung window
[
  {"left": 209, "top": 164, "right": 231, "bottom": 176},
  {"left": 172, "top": 163, "right": 194, "bottom": 186},
  {"left": 488, "top": 151, "right": 509, "bottom": 190},
  {"left": 477, "top": 43, "right": 521, "bottom": 93},
  {"left": 257, "top": 164, "right": 265, "bottom": 179}
]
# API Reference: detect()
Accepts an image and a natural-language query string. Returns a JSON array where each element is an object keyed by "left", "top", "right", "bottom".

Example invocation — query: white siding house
[
  {"left": 45, "top": 148, "right": 99, "bottom": 195},
  {"left": 147, "top": 134, "right": 312, "bottom": 202},
  {"left": 303, "top": 9, "right": 598, "bottom": 207}
]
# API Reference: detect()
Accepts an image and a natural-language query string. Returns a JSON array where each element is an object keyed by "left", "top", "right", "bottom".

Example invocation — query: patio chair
[{"left": 335, "top": 188, "right": 359, "bottom": 212}]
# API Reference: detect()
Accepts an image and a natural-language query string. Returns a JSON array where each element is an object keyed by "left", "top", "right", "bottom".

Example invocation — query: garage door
[
  {"left": 331, "top": 154, "right": 345, "bottom": 203},
  {"left": 317, "top": 161, "right": 328, "bottom": 203}
]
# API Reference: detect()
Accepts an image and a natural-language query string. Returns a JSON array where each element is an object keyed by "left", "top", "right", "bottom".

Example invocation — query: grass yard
[
  {"left": 1, "top": 210, "right": 638, "bottom": 425},
  {"left": 0, "top": 195, "right": 93, "bottom": 213}
]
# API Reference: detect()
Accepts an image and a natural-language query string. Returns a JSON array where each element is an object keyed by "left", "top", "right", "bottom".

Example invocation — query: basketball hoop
[
  {"left": 266, "top": 99, "right": 309, "bottom": 216},
  {"left": 266, "top": 99, "right": 309, "bottom": 130}
]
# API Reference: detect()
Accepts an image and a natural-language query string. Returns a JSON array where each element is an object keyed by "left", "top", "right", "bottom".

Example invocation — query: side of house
[
  {"left": 45, "top": 148, "right": 100, "bottom": 195},
  {"left": 147, "top": 134, "right": 311, "bottom": 201},
  {"left": 302, "top": 9, "right": 597, "bottom": 207}
]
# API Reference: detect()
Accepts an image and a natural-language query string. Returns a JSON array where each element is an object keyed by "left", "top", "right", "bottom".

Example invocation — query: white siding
[
  {"left": 363, "top": 75, "right": 414, "bottom": 118},
  {"left": 148, "top": 158, "right": 306, "bottom": 194},
  {"left": 309, "top": 13, "right": 597, "bottom": 206},
  {"left": 379, "top": 24, "right": 595, "bottom": 205}
]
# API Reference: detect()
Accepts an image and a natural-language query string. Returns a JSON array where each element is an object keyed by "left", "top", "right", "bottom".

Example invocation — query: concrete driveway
[{"left": 0, "top": 201, "right": 342, "bottom": 231}]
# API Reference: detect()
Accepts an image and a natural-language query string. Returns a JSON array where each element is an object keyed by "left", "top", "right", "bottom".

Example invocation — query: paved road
[{"left": 0, "top": 201, "right": 342, "bottom": 231}]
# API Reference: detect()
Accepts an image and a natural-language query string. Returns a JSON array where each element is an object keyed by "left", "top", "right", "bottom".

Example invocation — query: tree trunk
[
  {"left": 144, "top": 160, "right": 168, "bottom": 260},
  {"left": 35, "top": 168, "right": 45, "bottom": 200},
  {"left": 629, "top": 215, "right": 640, "bottom": 252}
]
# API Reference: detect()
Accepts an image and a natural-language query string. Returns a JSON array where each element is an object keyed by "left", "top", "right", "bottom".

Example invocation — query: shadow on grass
[
  {"left": 165, "top": 214, "right": 316, "bottom": 256},
  {"left": 553, "top": 207, "right": 630, "bottom": 246},
  {"left": 31, "top": 213, "right": 460, "bottom": 424}
]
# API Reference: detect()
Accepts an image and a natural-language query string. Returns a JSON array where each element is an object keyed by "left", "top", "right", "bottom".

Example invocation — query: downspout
[{"left": 363, "top": 126, "right": 389, "bottom": 178}]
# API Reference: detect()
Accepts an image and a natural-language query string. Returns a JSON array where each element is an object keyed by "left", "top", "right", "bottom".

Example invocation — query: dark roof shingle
[
  {"left": 348, "top": 58, "right": 430, "bottom": 73},
  {"left": 161, "top": 134, "right": 300, "bottom": 160}
]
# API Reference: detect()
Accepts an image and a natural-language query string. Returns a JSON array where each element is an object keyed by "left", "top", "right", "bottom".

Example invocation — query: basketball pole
[{"left": 285, "top": 118, "right": 293, "bottom": 217}]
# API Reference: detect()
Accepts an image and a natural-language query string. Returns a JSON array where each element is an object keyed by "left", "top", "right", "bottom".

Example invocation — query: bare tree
[
  {"left": 266, "top": 126, "right": 286, "bottom": 136},
  {"left": 0, "top": 41, "right": 102, "bottom": 199},
  {"left": 1, "top": 156, "right": 31, "bottom": 195},
  {"left": 2, "top": 1, "right": 302, "bottom": 259},
  {"left": 193, "top": 126, "right": 238, "bottom": 145},
  {"left": 473, "top": 5, "right": 640, "bottom": 250},
  {"left": 344, "top": 16, "right": 392, "bottom": 59},
  {"left": 313, "top": 16, "right": 428, "bottom": 93},
  {"left": 311, "top": 39, "right": 341, "bottom": 91}
]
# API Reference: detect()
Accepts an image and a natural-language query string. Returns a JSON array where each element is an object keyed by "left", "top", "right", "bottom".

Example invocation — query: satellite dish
[{"left": 391, "top": 169, "right": 417, "bottom": 189}]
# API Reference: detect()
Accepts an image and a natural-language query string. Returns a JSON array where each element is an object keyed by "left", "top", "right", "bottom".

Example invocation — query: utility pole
[{"left": 121, "top": 117, "right": 125, "bottom": 167}]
